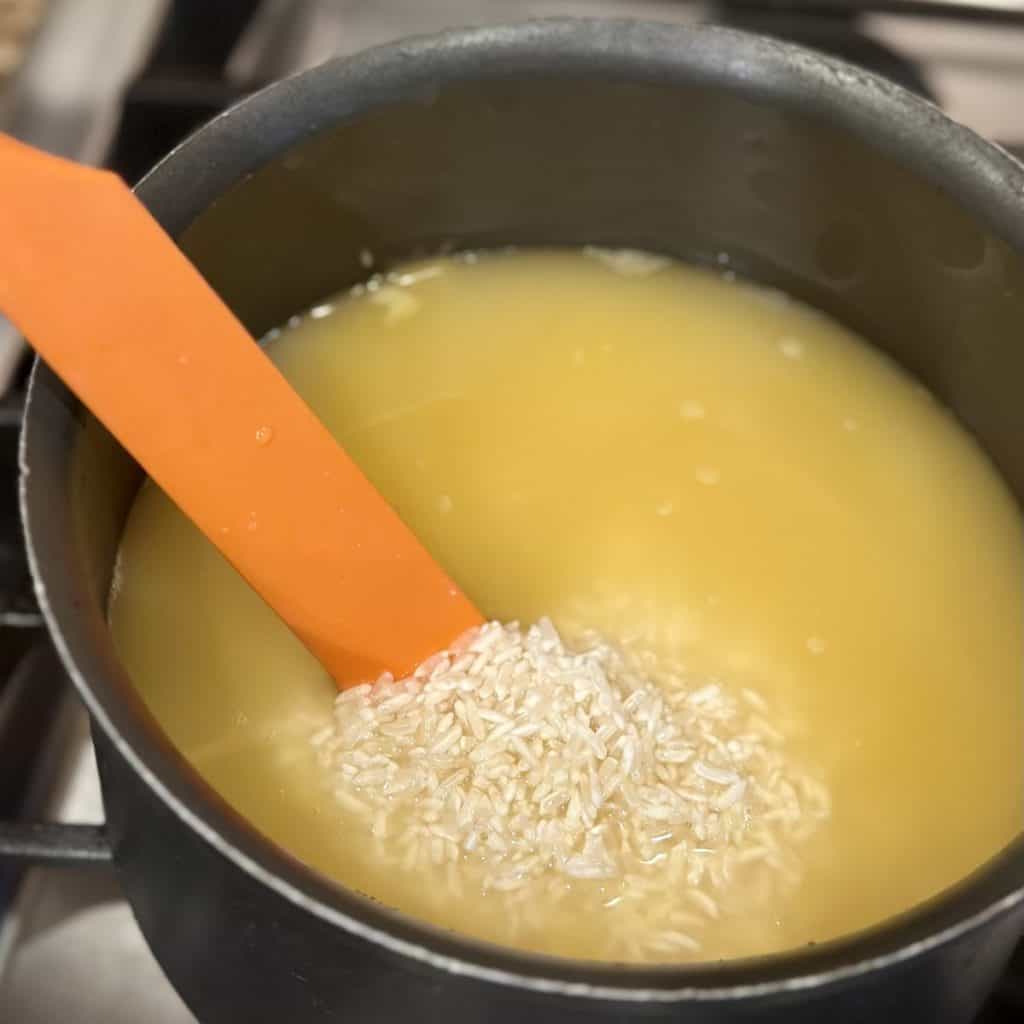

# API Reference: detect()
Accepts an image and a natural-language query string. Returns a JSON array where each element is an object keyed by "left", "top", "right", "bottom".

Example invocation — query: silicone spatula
[{"left": 0, "top": 134, "right": 483, "bottom": 687}]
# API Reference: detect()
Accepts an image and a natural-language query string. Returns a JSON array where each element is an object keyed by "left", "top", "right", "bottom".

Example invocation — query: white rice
[{"left": 314, "top": 618, "right": 829, "bottom": 960}]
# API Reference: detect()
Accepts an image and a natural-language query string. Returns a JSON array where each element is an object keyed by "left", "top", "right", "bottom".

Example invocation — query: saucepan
[{"left": 9, "top": 19, "right": 1024, "bottom": 1023}]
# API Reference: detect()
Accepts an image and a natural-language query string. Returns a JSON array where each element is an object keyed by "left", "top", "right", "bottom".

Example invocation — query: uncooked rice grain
[{"left": 314, "top": 618, "right": 829, "bottom": 960}]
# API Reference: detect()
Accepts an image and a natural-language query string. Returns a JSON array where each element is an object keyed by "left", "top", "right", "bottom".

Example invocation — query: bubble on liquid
[
  {"left": 583, "top": 247, "right": 668, "bottom": 277},
  {"left": 716, "top": 251, "right": 730, "bottom": 266},
  {"left": 842, "top": 417, "right": 859, "bottom": 433},
  {"left": 247, "top": 513, "right": 259, "bottom": 532},
  {"left": 679, "top": 399, "right": 706, "bottom": 421},
  {"left": 359, "top": 248, "right": 374, "bottom": 269},
  {"left": 655, "top": 500, "right": 674, "bottom": 517},
  {"left": 394, "top": 264, "right": 444, "bottom": 286},
  {"left": 806, "top": 636, "right": 827, "bottom": 655},
  {"left": 438, "top": 494, "right": 453, "bottom": 514},
  {"left": 369, "top": 285, "right": 420, "bottom": 323},
  {"left": 310, "top": 303, "right": 334, "bottom": 320},
  {"left": 695, "top": 466, "right": 720, "bottom": 486},
  {"left": 255, "top": 425, "right": 274, "bottom": 446},
  {"left": 754, "top": 287, "right": 790, "bottom": 311},
  {"left": 779, "top": 337, "right": 804, "bottom": 360}
]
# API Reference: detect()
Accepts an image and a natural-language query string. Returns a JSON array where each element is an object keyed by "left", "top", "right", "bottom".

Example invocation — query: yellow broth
[{"left": 109, "top": 249, "right": 1023, "bottom": 961}]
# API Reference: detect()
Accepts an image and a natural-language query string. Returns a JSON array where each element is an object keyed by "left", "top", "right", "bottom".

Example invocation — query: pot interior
[
  {"left": 28, "top": 23, "right": 1024, "bottom": 980},
  {"left": 181, "top": 77, "right": 1024, "bottom": 495},
  {"left": 98, "top": 70, "right": 1024, "bottom": 572}
]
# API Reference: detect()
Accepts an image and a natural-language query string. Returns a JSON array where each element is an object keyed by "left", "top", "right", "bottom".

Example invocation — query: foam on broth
[{"left": 108, "top": 249, "right": 1023, "bottom": 962}]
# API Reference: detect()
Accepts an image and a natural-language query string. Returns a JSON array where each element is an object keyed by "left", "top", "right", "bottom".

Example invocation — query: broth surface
[{"left": 109, "top": 249, "right": 1023, "bottom": 961}]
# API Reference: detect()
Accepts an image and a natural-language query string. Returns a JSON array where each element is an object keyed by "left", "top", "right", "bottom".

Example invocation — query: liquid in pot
[{"left": 108, "top": 249, "right": 1023, "bottom": 962}]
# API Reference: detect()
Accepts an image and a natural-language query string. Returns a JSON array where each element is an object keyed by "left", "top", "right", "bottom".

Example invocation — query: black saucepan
[{"left": 12, "top": 20, "right": 1024, "bottom": 1024}]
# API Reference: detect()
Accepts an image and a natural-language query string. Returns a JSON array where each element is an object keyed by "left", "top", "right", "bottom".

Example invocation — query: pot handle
[{"left": 0, "top": 822, "right": 111, "bottom": 865}]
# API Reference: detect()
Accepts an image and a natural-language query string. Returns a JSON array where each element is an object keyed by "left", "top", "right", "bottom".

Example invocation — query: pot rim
[{"left": 20, "top": 17, "right": 1024, "bottom": 1004}]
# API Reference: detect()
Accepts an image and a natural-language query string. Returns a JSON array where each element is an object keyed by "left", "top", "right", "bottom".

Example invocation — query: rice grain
[{"left": 316, "top": 618, "right": 828, "bottom": 960}]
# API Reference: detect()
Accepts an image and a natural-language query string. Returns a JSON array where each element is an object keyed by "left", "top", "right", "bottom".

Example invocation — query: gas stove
[{"left": 1, "top": 2, "right": 1024, "bottom": 1021}]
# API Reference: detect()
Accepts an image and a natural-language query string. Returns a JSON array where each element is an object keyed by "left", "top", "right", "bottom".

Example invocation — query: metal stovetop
[{"left": 1, "top": 2, "right": 1024, "bottom": 1021}]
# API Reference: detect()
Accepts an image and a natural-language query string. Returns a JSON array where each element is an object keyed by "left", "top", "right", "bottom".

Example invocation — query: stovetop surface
[{"left": 2, "top": 2, "right": 1024, "bottom": 1022}]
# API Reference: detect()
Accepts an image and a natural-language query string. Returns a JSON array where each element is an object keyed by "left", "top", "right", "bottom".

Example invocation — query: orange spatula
[{"left": 0, "top": 134, "right": 483, "bottom": 686}]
